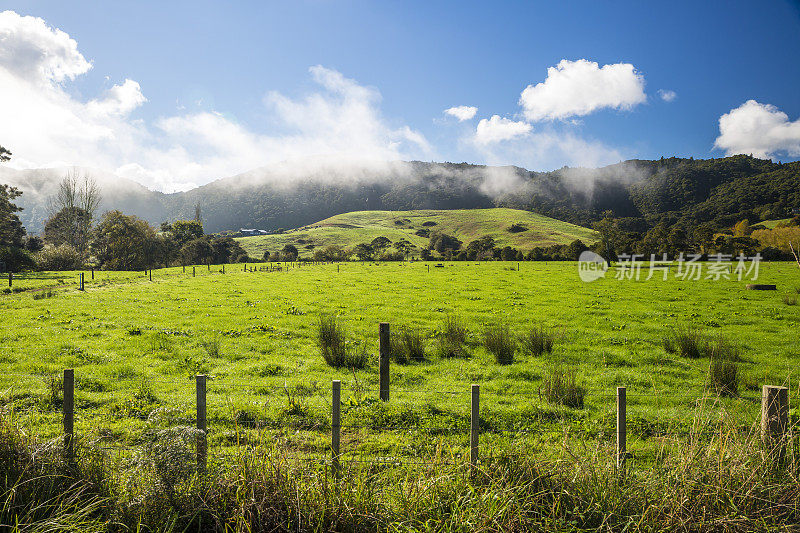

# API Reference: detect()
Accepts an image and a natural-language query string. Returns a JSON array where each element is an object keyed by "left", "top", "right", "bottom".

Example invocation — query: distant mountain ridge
[{"left": 1, "top": 155, "right": 798, "bottom": 234}]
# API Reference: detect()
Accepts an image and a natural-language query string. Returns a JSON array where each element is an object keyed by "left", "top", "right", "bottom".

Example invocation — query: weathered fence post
[
  {"left": 149, "top": 270, "right": 152, "bottom": 282},
  {"left": 78, "top": 272, "right": 84, "bottom": 291},
  {"left": 193, "top": 266, "right": 196, "bottom": 277},
  {"left": 196, "top": 374, "right": 207, "bottom": 471},
  {"left": 183, "top": 265, "right": 185, "bottom": 273},
  {"left": 762, "top": 385, "right": 788, "bottom": 461},
  {"left": 222, "top": 264, "right": 225, "bottom": 274},
  {"left": 63, "top": 368, "right": 74, "bottom": 460},
  {"left": 379, "top": 323, "right": 390, "bottom": 402},
  {"left": 8, "top": 272, "right": 11, "bottom": 287},
  {"left": 91, "top": 268, "right": 94, "bottom": 280},
  {"left": 332, "top": 379, "right": 341, "bottom": 475},
  {"left": 617, "top": 386, "right": 626, "bottom": 472},
  {"left": 470, "top": 384, "right": 480, "bottom": 474}
]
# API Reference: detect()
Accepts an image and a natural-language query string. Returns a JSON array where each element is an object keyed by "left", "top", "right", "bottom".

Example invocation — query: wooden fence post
[
  {"left": 196, "top": 374, "right": 207, "bottom": 471},
  {"left": 379, "top": 323, "right": 390, "bottom": 402},
  {"left": 78, "top": 272, "right": 84, "bottom": 291},
  {"left": 8, "top": 272, "right": 11, "bottom": 287},
  {"left": 762, "top": 385, "right": 788, "bottom": 461},
  {"left": 149, "top": 270, "right": 152, "bottom": 282},
  {"left": 332, "top": 379, "right": 341, "bottom": 475},
  {"left": 222, "top": 264, "right": 225, "bottom": 274},
  {"left": 617, "top": 386, "right": 626, "bottom": 472},
  {"left": 183, "top": 265, "right": 185, "bottom": 273},
  {"left": 63, "top": 368, "right": 74, "bottom": 460},
  {"left": 193, "top": 266, "right": 196, "bottom": 277},
  {"left": 91, "top": 268, "right": 94, "bottom": 280},
  {"left": 470, "top": 384, "right": 479, "bottom": 474}
]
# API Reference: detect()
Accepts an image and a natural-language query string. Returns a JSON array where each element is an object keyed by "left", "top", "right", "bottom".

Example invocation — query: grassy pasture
[
  {"left": 1, "top": 260, "right": 799, "bottom": 470},
  {"left": 236, "top": 207, "right": 598, "bottom": 258}
]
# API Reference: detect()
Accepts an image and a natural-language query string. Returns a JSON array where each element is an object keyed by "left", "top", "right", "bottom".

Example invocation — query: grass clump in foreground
[
  {"left": 317, "top": 315, "right": 368, "bottom": 369},
  {"left": 541, "top": 365, "right": 585, "bottom": 408},
  {"left": 482, "top": 322, "right": 515, "bottom": 364},
  {"left": 389, "top": 327, "right": 426, "bottom": 364},
  {"left": 435, "top": 315, "right": 470, "bottom": 358},
  {"left": 5, "top": 412, "right": 800, "bottom": 532},
  {"left": 707, "top": 336, "right": 741, "bottom": 397},
  {"left": 663, "top": 325, "right": 706, "bottom": 359},
  {"left": 521, "top": 324, "right": 557, "bottom": 356}
]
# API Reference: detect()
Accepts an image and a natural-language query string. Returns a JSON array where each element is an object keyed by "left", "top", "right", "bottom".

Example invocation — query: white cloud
[
  {"left": 657, "top": 89, "right": 677, "bottom": 102},
  {"left": 87, "top": 79, "right": 147, "bottom": 117},
  {"left": 519, "top": 59, "right": 646, "bottom": 121},
  {"left": 0, "top": 12, "right": 431, "bottom": 192},
  {"left": 714, "top": 100, "right": 800, "bottom": 158},
  {"left": 444, "top": 105, "right": 477, "bottom": 121},
  {"left": 474, "top": 115, "right": 531, "bottom": 144},
  {"left": 0, "top": 10, "right": 91, "bottom": 85}
]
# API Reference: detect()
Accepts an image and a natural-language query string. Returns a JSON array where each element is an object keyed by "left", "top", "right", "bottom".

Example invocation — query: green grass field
[
  {"left": 236, "top": 208, "right": 598, "bottom": 258},
  {"left": 2, "top": 260, "right": 799, "bottom": 465}
]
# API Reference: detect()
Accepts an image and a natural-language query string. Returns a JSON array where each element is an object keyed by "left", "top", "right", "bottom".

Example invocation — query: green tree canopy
[{"left": 92, "top": 210, "right": 158, "bottom": 270}]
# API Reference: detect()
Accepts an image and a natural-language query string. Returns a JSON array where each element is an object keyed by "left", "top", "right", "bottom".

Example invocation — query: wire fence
[{"left": 1, "top": 367, "right": 790, "bottom": 474}]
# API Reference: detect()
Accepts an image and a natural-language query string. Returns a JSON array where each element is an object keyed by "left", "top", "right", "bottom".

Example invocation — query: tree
[
  {"left": 353, "top": 243, "right": 373, "bottom": 261},
  {"left": 0, "top": 145, "right": 10, "bottom": 163},
  {"left": 0, "top": 183, "right": 33, "bottom": 271},
  {"left": 281, "top": 244, "right": 299, "bottom": 261},
  {"left": 92, "top": 211, "right": 158, "bottom": 270},
  {"left": 169, "top": 220, "right": 204, "bottom": 248},
  {"left": 46, "top": 171, "right": 102, "bottom": 256},
  {"left": 180, "top": 237, "right": 213, "bottom": 265},
  {"left": 428, "top": 233, "right": 462, "bottom": 254}
]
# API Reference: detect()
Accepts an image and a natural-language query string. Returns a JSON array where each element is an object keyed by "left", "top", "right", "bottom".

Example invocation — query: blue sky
[{"left": 1, "top": 1, "right": 799, "bottom": 191}]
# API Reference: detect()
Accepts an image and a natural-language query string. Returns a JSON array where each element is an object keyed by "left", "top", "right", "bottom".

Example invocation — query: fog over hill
[{"left": 1, "top": 155, "right": 798, "bottom": 234}]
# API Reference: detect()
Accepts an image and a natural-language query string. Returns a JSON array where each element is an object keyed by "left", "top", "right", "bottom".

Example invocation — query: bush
[
  {"left": 663, "top": 325, "right": 705, "bottom": 359},
  {"left": 541, "top": 365, "right": 585, "bottom": 408},
  {"left": 316, "top": 315, "right": 367, "bottom": 369},
  {"left": 483, "top": 323, "right": 515, "bottom": 364},
  {"left": 34, "top": 244, "right": 83, "bottom": 271},
  {"left": 521, "top": 325, "right": 556, "bottom": 356},
  {"left": 436, "top": 316, "right": 469, "bottom": 358},
  {"left": 708, "top": 356, "right": 739, "bottom": 397},
  {"left": 390, "top": 327, "right": 426, "bottom": 364}
]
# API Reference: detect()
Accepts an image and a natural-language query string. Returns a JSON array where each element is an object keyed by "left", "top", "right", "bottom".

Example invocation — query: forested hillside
[{"left": 1, "top": 155, "right": 797, "bottom": 235}]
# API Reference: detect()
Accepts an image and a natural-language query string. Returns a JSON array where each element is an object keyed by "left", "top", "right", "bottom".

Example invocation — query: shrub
[
  {"left": 663, "top": 325, "right": 705, "bottom": 359},
  {"left": 32, "top": 289, "right": 56, "bottom": 300},
  {"left": 708, "top": 355, "right": 739, "bottom": 397},
  {"left": 483, "top": 323, "right": 515, "bottom": 364},
  {"left": 508, "top": 223, "right": 528, "bottom": 233},
  {"left": 541, "top": 365, "right": 585, "bottom": 408},
  {"left": 521, "top": 325, "right": 556, "bottom": 356},
  {"left": 436, "top": 316, "right": 469, "bottom": 358},
  {"left": 783, "top": 293, "right": 797, "bottom": 306},
  {"left": 316, "top": 315, "right": 367, "bottom": 369},
  {"left": 34, "top": 244, "right": 83, "bottom": 271},
  {"left": 390, "top": 327, "right": 426, "bottom": 364}
]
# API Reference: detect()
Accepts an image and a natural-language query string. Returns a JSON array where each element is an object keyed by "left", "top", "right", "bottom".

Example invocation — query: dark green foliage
[
  {"left": 436, "top": 316, "right": 469, "bottom": 358},
  {"left": 508, "top": 223, "right": 528, "bottom": 233},
  {"left": 316, "top": 315, "right": 367, "bottom": 368},
  {"left": 541, "top": 365, "right": 586, "bottom": 408},
  {"left": 428, "top": 232, "right": 462, "bottom": 253},
  {"left": 663, "top": 325, "right": 705, "bottom": 359},
  {"left": 483, "top": 323, "right": 516, "bottom": 364},
  {"left": 390, "top": 327, "right": 426, "bottom": 364},
  {"left": 521, "top": 325, "right": 556, "bottom": 356}
]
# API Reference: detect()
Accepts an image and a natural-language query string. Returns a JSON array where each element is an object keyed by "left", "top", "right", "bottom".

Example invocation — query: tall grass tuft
[
  {"left": 783, "top": 293, "right": 797, "bottom": 306},
  {"left": 483, "top": 323, "right": 516, "bottom": 364},
  {"left": 540, "top": 365, "right": 585, "bottom": 408},
  {"left": 390, "top": 327, "right": 426, "bottom": 364},
  {"left": 200, "top": 333, "right": 222, "bottom": 358},
  {"left": 316, "top": 315, "right": 368, "bottom": 368},
  {"left": 663, "top": 325, "right": 705, "bottom": 359},
  {"left": 707, "top": 336, "right": 740, "bottom": 397},
  {"left": 436, "top": 316, "right": 469, "bottom": 358},
  {"left": 521, "top": 325, "right": 557, "bottom": 356}
]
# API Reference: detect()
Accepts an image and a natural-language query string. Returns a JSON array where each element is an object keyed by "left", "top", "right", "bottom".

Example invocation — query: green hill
[{"left": 236, "top": 208, "right": 597, "bottom": 259}]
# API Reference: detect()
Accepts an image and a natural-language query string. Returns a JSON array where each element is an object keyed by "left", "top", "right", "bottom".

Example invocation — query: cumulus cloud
[
  {"left": 519, "top": 59, "right": 646, "bottom": 121},
  {"left": 714, "top": 100, "right": 800, "bottom": 158},
  {"left": 474, "top": 115, "right": 531, "bottom": 144},
  {"left": 444, "top": 105, "right": 477, "bottom": 121},
  {"left": 0, "top": 11, "right": 431, "bottom": 192},
  {"left": 657, "top": 89, "right": 677, "bottom": 102}
]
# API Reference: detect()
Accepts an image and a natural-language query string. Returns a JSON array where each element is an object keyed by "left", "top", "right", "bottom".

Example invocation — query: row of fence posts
[{"left": 57, "top": 323, "right": 792, "bottom": 473}]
